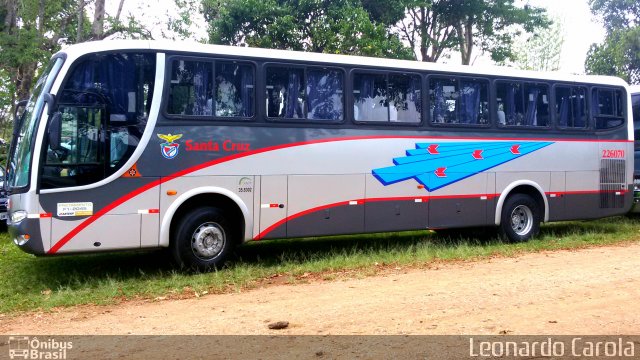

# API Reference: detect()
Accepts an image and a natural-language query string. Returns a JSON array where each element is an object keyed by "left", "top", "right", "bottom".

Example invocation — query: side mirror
[
  {"left": 48, "top": 112, "right": 62, "bottom": 151},
  {"left": 14, "top": 100, "right": 27, "bottom": 122}
]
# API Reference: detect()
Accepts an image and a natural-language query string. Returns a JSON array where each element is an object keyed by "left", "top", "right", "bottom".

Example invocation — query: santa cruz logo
[{"left": 157, "top": 133, "right": 183, "bottom": 159}]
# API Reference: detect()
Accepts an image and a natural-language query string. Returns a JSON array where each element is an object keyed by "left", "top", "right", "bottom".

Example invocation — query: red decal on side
[
  {"left": 434, "top": 167, "right": 447, "bottom": 178},
  {"left": 472, "top": 150, "right": 484, "bottom": 160},
  {"left": 427, "top": 144, "right": 440, "bottom": 154}
]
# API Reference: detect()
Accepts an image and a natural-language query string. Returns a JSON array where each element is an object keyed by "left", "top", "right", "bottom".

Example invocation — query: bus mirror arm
[
  {"left": 43, "top": 93, "right": 55, "bottom": 116},
  {"left": 13, "top": 100, "right": 27, "bottom": 123},
  {"left": 48, "top": 112, "right": 62, "bottom": 151}
]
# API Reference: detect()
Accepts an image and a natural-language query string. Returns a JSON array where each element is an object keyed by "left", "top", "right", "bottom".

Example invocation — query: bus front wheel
[
  {"left": 499, "top": 194, "right": 541, "bottom": 243},
  {"left": 171, "top": 207, "right": 235, "bottom": 271}
]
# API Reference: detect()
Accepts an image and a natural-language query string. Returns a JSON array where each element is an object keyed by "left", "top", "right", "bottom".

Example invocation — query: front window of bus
[
  {"left": 7, "top": 58, "right": 64, "bottom": 191},
  {"left": 40, "top": 53, "right": 156, "bottom": 189}
]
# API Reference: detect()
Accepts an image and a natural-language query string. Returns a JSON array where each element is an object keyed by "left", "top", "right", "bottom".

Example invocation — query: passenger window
[
  {"left": 496, "top": 81, "right": 549, "bottom": 127},
  {"left": 389, "top": 74, "right": 421, "bottom": 123},
  {"left": 593, "top": 88, "right": 624, "bottom": 129},
  {"left": 42, "top": 53, "right": 155, "bottom": 189},
  {"left": 353, "top": 73, "right": 421, "bottom": 123},
  {"left": 168, "top": 60, "right": 214, "bottom": 116},
  {"left": 353, "top": 73, "right": 387, "bottom": 122},
  {"left": 555, "top": 86, "right": 587, "bottom": 128},
  {"left": 306, "top": 68, "right": 344, "bottom": 121},
  {"left": 214, "top": 62, "right": 254, "bottom": 118},
  {"left": 265, "top": 67, "right": 305, "bottom": 119},
  {"left": 430, "top": 77, "right": 487, "bottom": 125}
]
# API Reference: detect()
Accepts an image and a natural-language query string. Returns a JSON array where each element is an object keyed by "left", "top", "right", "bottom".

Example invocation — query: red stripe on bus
[
  {"left": 47, "top": 135, "right": 631, "bottom": 253},
  {"left": 254, "top": 194, "right": 502, "bottom": 240}
]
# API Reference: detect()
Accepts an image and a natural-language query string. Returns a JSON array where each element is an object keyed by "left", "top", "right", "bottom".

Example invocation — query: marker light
[
  {"left": 10, "top": 210, "right": 27, "bottom": 224},
  {"left": 14, "top": 234, "right": 30, "bottom": 246}
]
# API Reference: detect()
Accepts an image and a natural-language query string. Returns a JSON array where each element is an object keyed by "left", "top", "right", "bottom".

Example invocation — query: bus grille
[{"left": 599, "top": 159, "right": 625, "bottom": 208}]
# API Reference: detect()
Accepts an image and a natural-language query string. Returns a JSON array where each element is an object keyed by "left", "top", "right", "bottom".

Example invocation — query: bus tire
[
  {"left": 499, "top": 194, "right": 541, "bottom": 243},
  {"left": 171, "top": 207, "right": 235, "bottom": 271}
]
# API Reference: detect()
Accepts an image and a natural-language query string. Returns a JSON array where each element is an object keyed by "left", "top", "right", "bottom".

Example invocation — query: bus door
[{"left": 38, "top": 52, "right": 158, "bottom": 253}]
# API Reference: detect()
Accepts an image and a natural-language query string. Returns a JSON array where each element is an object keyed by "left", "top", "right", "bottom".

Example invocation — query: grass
[{"left": 1, "top": 216, "right": 640, "bottom": 314}]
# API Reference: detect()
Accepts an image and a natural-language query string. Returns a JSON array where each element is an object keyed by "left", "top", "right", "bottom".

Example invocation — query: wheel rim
[
  {"left": 191, "top": 222, "right": 226, "bottom": 260},
  {"left": 510, "top": 205, "right": 533, "bottom": 236}
]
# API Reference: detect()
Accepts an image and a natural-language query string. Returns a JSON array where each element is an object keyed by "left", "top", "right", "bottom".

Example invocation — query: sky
[{"left": 106, "top": 0, "right": 606, "bottom": 75}]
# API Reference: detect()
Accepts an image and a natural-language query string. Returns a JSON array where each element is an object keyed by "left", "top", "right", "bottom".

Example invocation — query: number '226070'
[{"left": 602, "top": 149, "right": 625, "bottom": 158}]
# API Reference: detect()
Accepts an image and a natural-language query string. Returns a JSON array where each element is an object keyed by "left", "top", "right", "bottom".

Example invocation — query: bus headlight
[{"left": 10, "top": 210, "right": 27, "bottom": 224}]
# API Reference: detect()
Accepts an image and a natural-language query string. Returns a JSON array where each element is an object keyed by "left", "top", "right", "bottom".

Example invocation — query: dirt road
[{"left": 2, "top": 243, "right": 640, "bottom": 335}]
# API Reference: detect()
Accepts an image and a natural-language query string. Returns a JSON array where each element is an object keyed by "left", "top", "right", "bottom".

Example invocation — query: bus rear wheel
[
  {"left": 171, "top": 207, "right": 235, "bottom": 271},
  {"left": 499, "top": 194, "right": 541, "bottom": 243}
]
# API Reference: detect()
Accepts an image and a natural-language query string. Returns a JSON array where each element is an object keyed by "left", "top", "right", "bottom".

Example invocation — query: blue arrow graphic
[{"left": 372, "top": 141, "right": 553, "bottom": 191}]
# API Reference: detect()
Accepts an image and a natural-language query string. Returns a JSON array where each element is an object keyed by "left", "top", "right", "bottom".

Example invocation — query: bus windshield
[{"left": 7, "top": 57, "right": 64, "bottom": 190}]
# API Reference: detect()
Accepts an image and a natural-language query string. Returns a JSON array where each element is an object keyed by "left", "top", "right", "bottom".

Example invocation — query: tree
[
  {"left": 394, "top": 0, "right": 550, "bottom": 64},
  {"left": 510, "top": 18, "right": 564, "bottom": 71},
  {"left": 0, "top": 0, "right": 150, "bottom": 152},
  {"left": 585, "top": 0, "right": 640, "bottom": 83},
  {"left": 201, "top": 0, "right": 414, "bottom": 59}
]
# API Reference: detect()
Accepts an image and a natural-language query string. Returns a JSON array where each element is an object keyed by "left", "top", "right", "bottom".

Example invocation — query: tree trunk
[
  {"left": 419, "top": 6, "right": 429, "bottom": 62},
  {"left": 77, "top": 0, "right": 85, "bottom": 42},
  {"left": 116, "top": 0, "right": 126, "bottom": 21},
  {"left": 38, "top": 0, "right": 45, "bottom": 36},
  {"left": 459, "top": 19, "right": 474, "bottom": 65},
  {"left": 16, "top": 63, "right": 37, "bottom": 102},
  {"left": 3, "top": 0, "right": 18, "bottom": 33},
  {"left": 92, "top": 0, "right": 105, "bottom": 39}
]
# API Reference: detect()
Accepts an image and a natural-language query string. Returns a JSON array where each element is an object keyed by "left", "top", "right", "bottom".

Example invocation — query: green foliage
[
  {"left": 586, "top": 0, "right": 640, "bottom": 83},
  {"left": 202, "top": 0, "right": 414, "bottom": 60},
  {"left": 510, "top": 18, "right": 564, "bottom": 71},
  {"left": 0, "top": 0, "right": 151, "bottom": 149},
  {"left": 396, "top": 0, "right": 550, "bottom": 64}
]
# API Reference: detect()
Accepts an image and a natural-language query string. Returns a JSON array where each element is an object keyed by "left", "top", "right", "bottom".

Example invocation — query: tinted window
[
  {"left": 555, "top": 86, "right": 587, "bottom": 128},
  {"left": 497, "top": 81, "right": 549, "bottom": 127},
  {"left": 167, "top": 59, "right": 254, "bottom": 118},
  {"left": 215, "top": 62, "right": 254, "bottom": 117},
  {"left": 266, "top": 67, "right": 305, "bottom": 119},
  {"left": 307, "top": 68, "right": 344, "bottom": 121},
  {"left": 353, "top": 73, "right": 421, "bottom": 123},
  {"left": 430, "top": 77, "right": 488, "bottom": 125},
  {"left": 168, "top": 60, "right": 214, "bottom": 116},
  {"left": 592, "top": 87, "right": 624, "bottom": 129},
  {"left": 42, "top": 53, "right": 156, "bottom": 189}
]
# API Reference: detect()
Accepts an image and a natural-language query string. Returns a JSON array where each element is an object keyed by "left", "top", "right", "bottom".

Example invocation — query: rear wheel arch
[{"left": 495, "top": 181, "right": 548, "bottom": 226}]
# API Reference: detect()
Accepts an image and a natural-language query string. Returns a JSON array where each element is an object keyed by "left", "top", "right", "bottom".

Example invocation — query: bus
[
  {"left": 6, "top": 40, "right": 633, "bottom": 271},
  {"left": 631, "top": 85, "right": 640, "bottom": 211}
]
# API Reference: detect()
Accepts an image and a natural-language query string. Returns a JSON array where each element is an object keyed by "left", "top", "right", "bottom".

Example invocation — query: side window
[
  {"left": 306, "top": 68, "right": 344, "bottom": 121},
  {"left": 353, "top": 73, "right": 387, "bottom": 122},
  {"left": 430, "top": 76, "right": 487, "bottom": 125},
  {"left": 353, "top": 72, "right": 421, "bottom": 123},
  {"left": 555, "top": 86, "right": 587, "bottom": 128},
  {"left": 266, "top": 67, "right": 305, "bottom": 119},
  {"left": 389, "top": 74, "right": 421, "bottom": 123},
  {"left": 42, "top": 53, "right": 156, "bottom": 189},
  {"left": 168, "top": 60, "right": 214, "bottom": 116},
  {"left": 496, "top": 81, "right": 549, "bottom": 127},
  {"left": 215, "top": 61, "right": 254, "bottom": 117},
  {"left": 593, "top": 88, "right": 624, "bottom": 129}
]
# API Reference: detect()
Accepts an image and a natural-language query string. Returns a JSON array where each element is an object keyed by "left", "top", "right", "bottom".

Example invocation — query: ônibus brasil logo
[{"left": 157, "top": 133, "right": 183, "bottom": 159}]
